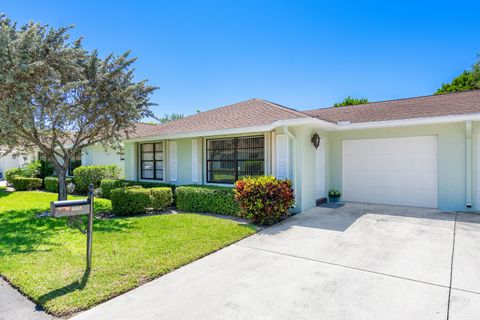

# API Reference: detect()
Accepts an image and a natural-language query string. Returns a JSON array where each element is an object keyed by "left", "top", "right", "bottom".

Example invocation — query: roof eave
[
  {"left": 122, "top": 113, "right": 480, "bottom": 143},
  {"left": 123, "top": 118, "right": 337, "bottom": 142},
  {"left": 334, "top": 113, "right": 480, "bottom": 130}
]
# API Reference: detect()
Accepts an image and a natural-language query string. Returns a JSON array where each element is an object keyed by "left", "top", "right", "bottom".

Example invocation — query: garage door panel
[
  {"left": 343, "top": 186, "right": 437, "bottom": 208},
  {"left": 342, "top": 136, "right": 438, "bottom": 208},
  {"left": 343, "top": 170, "right": 437, "bottom": 190},
  {"left": 344, "top": 154, "right": 437, "bottom": 172},
  {"left": 343, "top": 137, "right": 437, "bottom": 155}
]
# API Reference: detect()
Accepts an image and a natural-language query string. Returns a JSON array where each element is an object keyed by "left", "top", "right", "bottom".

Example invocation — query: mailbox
[
  {"left": 50, "top": 184, "right": 94, "bottom": 270},
  {"left": 50, "top": 199, "right": 91, "bottom": 217}
]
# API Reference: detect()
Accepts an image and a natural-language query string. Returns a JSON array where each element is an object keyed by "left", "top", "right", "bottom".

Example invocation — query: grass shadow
[
  {"left": 36, "top": 269, "right": 90, "bottom": 307},
  {"left": 0, "top": 208, "right": 132, "bottom": 257},
  {"left": 0, "top": 187, "right": 11, "bottom": 198}
]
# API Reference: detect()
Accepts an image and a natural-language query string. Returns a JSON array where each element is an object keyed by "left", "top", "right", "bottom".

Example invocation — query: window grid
[
  {"left": 140, "top": 143, "right": 164, "bottom": 180},
  {"left": 206, "top": 136, "right": 264, "bottom": 184}
]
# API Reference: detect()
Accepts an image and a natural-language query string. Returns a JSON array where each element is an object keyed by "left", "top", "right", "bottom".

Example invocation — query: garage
[{"left": 342, "top": 136, "right": 438, "bottom": 208}]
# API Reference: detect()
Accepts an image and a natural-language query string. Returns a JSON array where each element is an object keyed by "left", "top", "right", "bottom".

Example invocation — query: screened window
[
  {"left": 68, "top": 151, "right": 82, "bottom": 176},
  {"left": 140, "top": 142, "right": 164, "bottom": 180},
  {"left": 207, "top": 136, "right": 264, "bottom": 184}
]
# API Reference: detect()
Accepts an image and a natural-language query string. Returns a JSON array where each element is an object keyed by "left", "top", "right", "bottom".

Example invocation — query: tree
[
  {"left": 333, "top": 96, "right": 368, "bottom": 107},
  {"left": 157, "top": 113, "right": 184, "bottom": 124},
  {"left": 435, "top": 56, "right": 480, "bottom": 94},
  {"left": 0, "top": 15, "right": 156, "bottom": 200}
]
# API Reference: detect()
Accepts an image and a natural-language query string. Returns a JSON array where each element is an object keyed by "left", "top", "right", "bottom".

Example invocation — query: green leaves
[
  {"left": 333, "top": 96, "right": 368, "bottom": 107},
  {"left": 435, "top": 70, "right": 480, "bottom": 94},
  {"left": 0, "top": 14, "right": 157, "bottom": 190},
  {"left": 234, "top": 176, "right": 295, "bottom": 225},
  {"left": 110, "top": 186, "right": 173, "bottom": 215},
  {"left": 72, "top": 165, "right": 121, "bottom": 194},
  {"left": 176, "top": 186, "right": 240, "bottom": 216}
]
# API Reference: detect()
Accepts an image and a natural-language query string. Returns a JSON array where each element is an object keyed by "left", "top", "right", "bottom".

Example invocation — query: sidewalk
[{"left": 0, "top": 278, "right": 53, "bottom": 320}]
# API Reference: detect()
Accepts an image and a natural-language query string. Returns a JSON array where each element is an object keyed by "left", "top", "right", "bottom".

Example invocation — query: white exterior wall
[
  {"left": 82, "top": 145, "right": 124, "bottom": 175},
  {"left": 0, "top": 152, "right": 35, "bottom": 178}
]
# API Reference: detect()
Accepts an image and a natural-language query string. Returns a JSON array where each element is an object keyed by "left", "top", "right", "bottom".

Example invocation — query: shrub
[
  {"left": 149, "top": 187, "right": 174, "bottom": 211},
  {"left": 234, "top": 176, "right": 295, "bottom": 225},
  {"left": 328, "top": 188, "right": 341, "bottom": 198},
  {"left": 100, "top": 179, "right": 128, "bottom": 199},
  {"left": 44, "top": 176, "right": 73, "bottom": 193},
  {"left": 23, "top": 160, "right": 42, "bottom": 178},
  {"left": 73, "top": 165, "right": 121, "bottom": 194},
  {"left": 5, "top": 168, "right": 24, "bottom": 185},
  {"left": 176, "top": 185, "right": 239, "bottom": 215},
  {"left": 5, "top": 161, "right": 42, "bottom": 185},
  {"left": 111, "top": 186, "right": 173, "bottom": 215},
  {"left": 100, "top": 179, "right": 175, "bottom": 199},
  {"left": 10, "top": 177, "right": 43, "bottom": 191}
]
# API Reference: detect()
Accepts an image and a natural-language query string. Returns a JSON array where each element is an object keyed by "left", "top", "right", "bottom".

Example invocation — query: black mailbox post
[{"left": 50, "top": 184, "right": 94, "bottom": 270}]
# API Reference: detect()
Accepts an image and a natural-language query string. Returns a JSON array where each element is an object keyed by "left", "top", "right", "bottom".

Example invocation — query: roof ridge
[
  {"left": 304, "top": 89, "right": 480, "bottom": 112},
  {"left": 256, "top": 98, "right": 312, "bottom": 118}
]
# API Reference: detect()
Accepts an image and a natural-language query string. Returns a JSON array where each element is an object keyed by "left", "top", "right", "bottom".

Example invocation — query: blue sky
[{"left": 3, "top": 1, "right": 480, "bottom": 117}]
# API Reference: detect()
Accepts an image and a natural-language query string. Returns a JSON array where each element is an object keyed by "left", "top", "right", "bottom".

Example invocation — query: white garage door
[{"left": 342, "top": 136, "right": 438, "bottom": 208}]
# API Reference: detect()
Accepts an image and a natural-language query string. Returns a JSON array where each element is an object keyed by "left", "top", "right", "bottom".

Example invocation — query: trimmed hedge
[
  {"left": 111, "top": 186, "right": 173, "bottom": 215},
  {"left": 100, "top": 179, "right": 175, "bottom": 199},
  {"left": 234, "top": 176, "right": 295, "bottom": 225},
  {"left": 44, "top": 176, "right": 73, "bottom": 193},
  {"left": 10, "top": 177, "right": 43, "bottom": 191},
  {"left": 176, "top": 185, "right": 239, "bottom": 216},
  {"left": 73, "top": 165, "right": 121, "bottom": 194}
]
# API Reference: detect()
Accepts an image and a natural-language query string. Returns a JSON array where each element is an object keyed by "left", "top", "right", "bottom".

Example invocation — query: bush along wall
[
  {"left": 73, "top": 165, "right": 121, "bottom": 194},
  {"left": 44, "top": 176, "right": 73, "bottom": 193},
  {"left": 10, "top": 177, "right": 43, "bottom": 191},
  {"left": 234, "top": 176, "right": 295, "bottom": 225},
  {"left": 176, "top": 185, "right": 240, "bottom": 216},
  {"left": 110, "top": 186, "right": 173, "bottom": 216},
  {"left": 101, "top": 179, "right": 176, "bottom": 199}
]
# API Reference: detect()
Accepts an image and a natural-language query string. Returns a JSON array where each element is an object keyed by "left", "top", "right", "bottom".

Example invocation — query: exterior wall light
[{"left": 311, "top": 133, "right": 321, "bottom": 149}]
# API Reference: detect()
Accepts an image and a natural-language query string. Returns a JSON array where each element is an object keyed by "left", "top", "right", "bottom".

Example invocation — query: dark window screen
[{"left": 207, "top": 136, "right": 264, "bottom": 184}]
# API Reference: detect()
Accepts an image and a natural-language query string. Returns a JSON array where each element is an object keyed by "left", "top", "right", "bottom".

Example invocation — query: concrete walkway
[
  {"left": 0, "top": 278, "right": 53, "bottom": 320},
  {"left": 72, "top": 203, "right": 480, "bottom": 320}
]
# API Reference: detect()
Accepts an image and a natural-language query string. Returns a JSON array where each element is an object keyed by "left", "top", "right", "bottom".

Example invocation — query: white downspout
[
  {"left": 466, "top": 120, "right": 473, "bottom": 209},
  {"left": 283, "top": 126, "right": 298, "bottom": 210}
]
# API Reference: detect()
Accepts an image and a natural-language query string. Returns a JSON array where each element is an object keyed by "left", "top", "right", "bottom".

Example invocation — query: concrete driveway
[{"left": 72, "top": 203, "right": 480, "bottom": 320}]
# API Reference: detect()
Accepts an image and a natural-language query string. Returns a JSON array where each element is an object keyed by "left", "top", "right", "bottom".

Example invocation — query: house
[
  {"left": 121, "top": 90, "right": 480, "bottom": 213},
  {"left": 0, "top": 150, "right": 34, "bottom": 179},
  {"left": 47, "top": 145, "right": 125, "bottom": 176},
  {"left": 0, "top": 145, "right": 124, "bottom": 179}
]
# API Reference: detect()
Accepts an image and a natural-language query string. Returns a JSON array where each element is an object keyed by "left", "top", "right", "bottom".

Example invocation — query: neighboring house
[
  {"left": 0, "top": 144, "right": 124, "bottom": 179},
  {"left": 52, "top": 145, "right": 125, "bottom": 176},
  {"left": 121, "top": 90, "right": 480, "bottom": 213},
  {"left": 0, "top": 150, "right": 34, "bottom": 179}
]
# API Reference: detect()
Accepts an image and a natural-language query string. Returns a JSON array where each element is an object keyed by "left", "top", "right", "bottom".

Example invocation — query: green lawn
[{"left": 0, "top": 187, "right": 255, "bottom": 316}]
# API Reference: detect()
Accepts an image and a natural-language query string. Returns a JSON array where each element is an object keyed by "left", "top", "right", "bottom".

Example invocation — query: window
[
  {"left": 68, "top": 150, "right": 82, "bottom": 176},
  {"left": 140, "top": 142, "right": 164, "bottom": 180},
  {"left": 207, "top": 136, "right": 264, "bottom": 184}
]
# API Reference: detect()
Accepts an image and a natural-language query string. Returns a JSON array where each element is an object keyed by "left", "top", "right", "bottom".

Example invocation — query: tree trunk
[{"left": 57, "top": 168, "right": 68, "bottom": 201}]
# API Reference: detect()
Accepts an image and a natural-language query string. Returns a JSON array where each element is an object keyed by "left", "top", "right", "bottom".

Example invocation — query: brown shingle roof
[
  {"left": 128, "top": 90, "right": 480, "bottom": 139},
  {"left": 303, "top": 90, "right": 480, "bottom": 124},
  {"left": 129, "top": 99, "right": 309, "bottom": 138}
]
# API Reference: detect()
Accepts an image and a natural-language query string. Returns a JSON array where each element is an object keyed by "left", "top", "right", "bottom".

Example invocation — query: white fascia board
[
  {"left": 335, "top": 113, "right": 480, "bottom": 130},
  {"left": 123, "top": 125, "right": 274, "bottom": 143}
]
